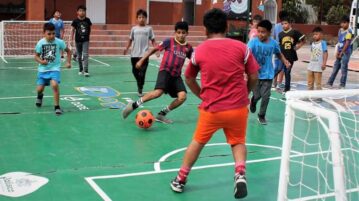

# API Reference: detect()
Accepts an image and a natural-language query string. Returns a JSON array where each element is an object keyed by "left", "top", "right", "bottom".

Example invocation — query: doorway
[{"left": 183, "top": 0, "right": 195, "bottom": 25}]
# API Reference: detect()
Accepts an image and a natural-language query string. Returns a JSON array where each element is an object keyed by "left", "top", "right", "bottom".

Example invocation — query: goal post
[{"left": 277, "top": 89, "right": 359, "bottom": 201}]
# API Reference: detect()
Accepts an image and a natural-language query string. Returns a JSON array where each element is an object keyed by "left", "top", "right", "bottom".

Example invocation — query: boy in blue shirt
[
  {"left": 49, "top": 10, "right": 65, "bottom": 58},
  {"left": 248, "top": 20, "right": 290, "bottom": 124},
  {"left": 35, "top": 23, "right": 71, "bottom": 115},
  {"left": 326, "top": 15, "right": 352, "bottom": 89}
]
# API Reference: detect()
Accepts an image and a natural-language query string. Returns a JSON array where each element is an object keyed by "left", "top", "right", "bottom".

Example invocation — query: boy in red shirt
[{"left": 170, "top": 9, "right": 259, "bottom": 199}]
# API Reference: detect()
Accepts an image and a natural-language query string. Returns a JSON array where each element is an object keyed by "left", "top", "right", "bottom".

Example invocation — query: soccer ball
[{"left": 135, "top": 110, "right": 155, "bottom": 129}]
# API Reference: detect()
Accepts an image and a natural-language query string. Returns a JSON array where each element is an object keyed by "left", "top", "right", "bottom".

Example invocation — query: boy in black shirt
[
  {"left": 71, "top": 5, "right": 92, "bottom": 77},
  {"left": 278, "top": 18, "right": 305, "bottom": 92}
]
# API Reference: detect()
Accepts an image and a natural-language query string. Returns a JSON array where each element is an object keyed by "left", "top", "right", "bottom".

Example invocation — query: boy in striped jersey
[{"left": 122, "top": 21, "right": 193, "bottom": 124}]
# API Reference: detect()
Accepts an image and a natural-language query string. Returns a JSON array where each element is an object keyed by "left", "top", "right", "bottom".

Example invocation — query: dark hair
[
  {"left": 258, "top": 20, "right": 273, "bottom": 32},
  {"left": 340, "top": 15, "right": 350, "bottom": 23},
  {"left": 281, "top": 16, "right": 291, "bottom": 23},
  {"left": 52, "top": 10, "right": 61, "bottom": 16},
  {"left": 278, "top": 11, "right": 289, "bottom": 21},
  {"left": 175, "top": 21, "right": 189, "bottom": 32},
  {"left": 252, "top": 14, "right": 263, "bottom": 22},
  {"left": 203, "top": 8, "right": 227, "bottom": 34},
  {"left": 77, "top": 5, "right": 86, "bottom": 11},
  {"left": 136, "top": 9, "right": 147, "bottom": 18},
  {"left": 43, "top": 22, "right": 55, "bottom": 32},
  {"left": 312, "top": 26, "right": 323, "bottom": 33}
]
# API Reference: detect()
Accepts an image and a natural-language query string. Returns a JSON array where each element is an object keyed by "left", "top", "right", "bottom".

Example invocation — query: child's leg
[
  {"left": 250, "top": 81, "right": 261, "bottom": 113},
  {"left": 278, "top": 71, "right": 284, "bottom": 87},
  {"left": 314, "top": 72, "right": 322, "bottom": 90},
  {"left": 307, "top": 70, "right": 314, "bottom": 90},
  {"left": 82, "top": 41, "right": 89, "bottom": 73},
  {"left": 168, "top": 91, "right": 186, "bottom": 111},
  {"left": 327, "top": 58, "right": 341, "bottom": 86},
  {"left": 50, "top": 80, "right": 60, "bottom": 107},
  {"left": 130, "top": 57, "right": 142, "bottom": 92},
  {"left": 138, "top": 58, "right": 149, "bottom": 92},
  {"left": 36, "top": 85, "right": 45, "bottom": 107},
  {"left": 283, "top": 62, "right": 293, "bottom": 92},
  {"left": 258, "top": 80, "right": 272, "bottom": 117},
  {"left": 339, "top": 53, "right": 350, "bottom": 87},
  {"left": 76, "top": 42, "right": 83, "bottom": 73}
]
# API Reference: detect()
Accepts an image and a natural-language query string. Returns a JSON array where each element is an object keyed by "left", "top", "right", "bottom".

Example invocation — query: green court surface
[{"left": 0, "top": 57, "right": 358, "bottom": 201}]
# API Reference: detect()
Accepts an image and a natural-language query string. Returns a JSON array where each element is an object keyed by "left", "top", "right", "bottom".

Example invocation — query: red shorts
[{"left": 193, "top": 107, "right": 248, "bottom": 145}]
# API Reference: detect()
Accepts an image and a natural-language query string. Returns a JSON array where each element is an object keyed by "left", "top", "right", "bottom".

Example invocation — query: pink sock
[
  {"left": 177, "top": 166, "right": 191, "bottom": 182},
  {"left": 235, "top": 161, "right": 246, "bottom": 175}
]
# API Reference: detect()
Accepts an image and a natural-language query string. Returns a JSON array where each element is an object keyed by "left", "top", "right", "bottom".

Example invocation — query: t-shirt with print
[
  {"left": 130, "top": 25, "right": 155, "bottom": 57},
  {"left": 185, "top": 38, "right": 259, "bottom": 112},
  {"left": 279, "top": 28, "right": 305, "bottom": 62},
  {"left": 49, "top": 18, "right": 64, "bottom": 38},
  {"left": 247, "top": 37, "right": 281, "bottom": 79},
  {"left": 158, "top": 38, "right": 193, "bottom": 77},
  {"left": 35, "top": 38, "right": 66, "bottom": 72},
  {"left": 308, "top": 40, "right": 327, "bottom": 72},
  {"left": 71, "top": 17, "right": 92, "bottom": 42},
  {"left": 338, "top": 28, "right": 353, "bottom": 54}
]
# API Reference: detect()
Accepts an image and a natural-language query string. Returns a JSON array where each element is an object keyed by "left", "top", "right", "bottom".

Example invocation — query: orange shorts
[{"left": 193, "top": 107, "right": 248, "bottom": 145}]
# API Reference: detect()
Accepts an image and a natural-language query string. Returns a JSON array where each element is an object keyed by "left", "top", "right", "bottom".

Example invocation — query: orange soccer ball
[{"left": 135, "top": 110, "right": 155, "bottom": 129}]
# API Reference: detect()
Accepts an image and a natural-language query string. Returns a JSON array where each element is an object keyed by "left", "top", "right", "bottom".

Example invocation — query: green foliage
[
  {"left": 282, "top": 0, "right": 309, "bottom": 23},
  {"left": 326, "top": 5, "right": 351, "bottom": 25},
  {"left": 305, "top": 0, "right": 352, "bottom": 22}
]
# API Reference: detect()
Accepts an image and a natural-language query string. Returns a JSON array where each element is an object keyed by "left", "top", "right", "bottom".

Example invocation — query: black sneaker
[
  {"left": 35, "top": 98, "right": 43, "bottom": 107},
  {"left": 170, "top": 177, "right": 186, "bottom": 193},
  {"left": 55, "top": 108, "right": 63, "bottom": 115},
  {"left": 234, "top": 174, "right": 247, "bottom": 199},
  {"left": 249, "top": 97, "right": 256, "bottom": 113},
  {"left": 258, "top": 115, "right": 267, "bottom": 125}
]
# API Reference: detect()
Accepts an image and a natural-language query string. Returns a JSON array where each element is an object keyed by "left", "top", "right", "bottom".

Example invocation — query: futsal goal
[
  {"left": 277, "top": 89, "right": 359, "bottom": 201},
  {"left": 0, "top": 20, "right": 72, "bottom": 63}
]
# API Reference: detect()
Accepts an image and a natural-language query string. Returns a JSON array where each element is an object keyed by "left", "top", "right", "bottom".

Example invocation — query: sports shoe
[
  {"left": 234, "top": 174, "right": 247, "bottom": 199},
  {"left": 55, "top": 108, "right": 63, "bottom": 115},
  {"left": 338, "top": 85, "right": 345, "bottom": 89},
  {"left": 84, "top": 72, "right": 90, "bottom": 77},
  {"left": 78, "top": 71, "right": 84, "bottom": 75},
  {"left": 156, "top": 114, "right": 173, "bottom": 124},
  {"left": 170, "top": 177, "right": 186, "bottom": 193},
  {"left": 278, "top": 83, "right": 285, "bottom": 89},
  {"left": 122, "top": 102, "right": 135, "bottom": 119},
  {"left": 324, "top": 84, "right": 333, "bottom": 89},
  {"left": 35, "top": 98, "right": 43, "bottom": 107},
  {"left": 249, "top": 97, "right": 256, "bottom": 113},
  {"left": 137, "top": 92, "right": 143, "bottom": 97},
  {"left": 258, "top": 115, "right": 267, "bottom": 125}
]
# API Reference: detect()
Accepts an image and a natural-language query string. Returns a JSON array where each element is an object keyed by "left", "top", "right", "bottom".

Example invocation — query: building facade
[{"left": 21, "top": 0, "right": 282, "bottom": 25}]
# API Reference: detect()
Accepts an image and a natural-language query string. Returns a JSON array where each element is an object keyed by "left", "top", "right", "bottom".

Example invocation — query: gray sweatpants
[
  {"left": 252, "top": 79, "right": 273, "bottom": 117},
  {"left": 76, "top": 41, "right": 89, "bottom": 73}
]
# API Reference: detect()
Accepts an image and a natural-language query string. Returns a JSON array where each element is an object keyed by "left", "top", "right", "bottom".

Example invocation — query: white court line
[
  {"left": 89, "top": 57, "right": 111, "bottom": 67},
  {"left": 0, "top": 92, "right": 140, "bottom": 100}
]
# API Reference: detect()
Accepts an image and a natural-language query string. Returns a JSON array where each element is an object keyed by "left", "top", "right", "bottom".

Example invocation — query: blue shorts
[
  {"left": 37, "top": 71, "right": 61, "bottom": 86},
  {"left": 274, "top": 59, "right": 285, "bottom": 76}
]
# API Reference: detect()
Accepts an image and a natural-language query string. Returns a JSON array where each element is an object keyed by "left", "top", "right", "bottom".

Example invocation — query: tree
[
  {"left": 306, "top": 0, "right": 352, "bottom": 23},
  {"left": 326, "top": 5, "right": 351, "bottom": 25},
  {"left": 282, "top": 0, "right": 309, "bottom": 23}
]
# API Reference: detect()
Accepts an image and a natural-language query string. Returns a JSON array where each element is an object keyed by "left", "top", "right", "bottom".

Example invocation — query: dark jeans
[
  {"left": 131, "top": 57, "right": 149, "bottom": 92},
  {"left": 75, "top": 41, "right": 89, "bottom": 73},
  {"left": 327, "top": 52, "right": 351, "bottom": 87},
  {"left": 252, "top": 79, "right": 273, "bottom": 117}
]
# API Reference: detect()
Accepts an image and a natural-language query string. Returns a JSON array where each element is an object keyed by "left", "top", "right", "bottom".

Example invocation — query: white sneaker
[
  {"left": 78, "top": 72, "right": 84, "bottom": 75},
  {"left": 156, "top": 114, "right": 173, "bottom": 124},
  {"left": 84, "top": 72, "right": 90, "bottom": 77}
]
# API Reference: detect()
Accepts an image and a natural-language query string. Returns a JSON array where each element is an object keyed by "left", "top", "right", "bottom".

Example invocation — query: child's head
[
  {"left": 43, "top": 23, "right": 56, "bottom": 41},
  {"left": 278, "top": 11, "right": 289, "bottom": 22},
  {"left": 340, "top": 15, "right": 350, "bottom": 29},
  {"left": 136, "top": 9, "right": 147, "bottom": 26},
  {"left": 257, "top": 20, "right": 272, "bottom": 42},
  {"left": 251, "top": 15, "right": 263, "bottom": 28},
  {"left": 53, "top": 10, "right": 61, "bottom": 19},
  {"left": 203, "top": 8, "right": 227, "bottom": 36},
  {"left": 312, "top": 27, "right": 323, "bottom": 42},
  {"left": 77, "top": 5, "right": 86, "bottom": 18},
  {"left": 174, "top": 21, "right": 189, "bottom": 43},
  {"left": 281, "top": 17, "right": 291, "bottom": 31}
]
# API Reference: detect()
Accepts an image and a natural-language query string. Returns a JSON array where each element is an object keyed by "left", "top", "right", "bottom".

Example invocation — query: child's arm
[
  {"left": 70, "top": 27, "right": 75, "bottom": 46},
  {"left": 151, "top": 39, "right": 160, "bottom": 57},
  {"left": 295, "top": 39, "right": 305, "bottom": 50},
  {"left": 34, "top": 53, "right": 48, "bottom": 65},
  {"left": 322, "top": 51, "right": 328, "bottom": 70},
  {"left": 338, "top": 40, "right": 350, "bottom": 58},
  {"left": 277, "top": 53, "right": 291, "bottom": 68},
  {"left": 123, "top": 39, "right": 132, "bottom": 55},
  {"left": 135, "top": 47, "right": 160, "bottom": 69},
  {"left": 186, "top": 76, "right": 201, "bottom": 98}
]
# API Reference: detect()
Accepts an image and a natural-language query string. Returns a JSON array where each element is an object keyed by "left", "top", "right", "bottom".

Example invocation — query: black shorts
[{"left": 155, "top": 71, "right": 187, "bottom": 98}]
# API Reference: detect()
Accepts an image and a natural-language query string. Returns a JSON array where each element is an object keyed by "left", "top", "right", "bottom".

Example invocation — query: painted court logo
[
  {"left": 0, "top": 172, "right": 48, "bottom": 197},
  {"left": 76, "top": 86, "right": 127, "bottom": 109}
]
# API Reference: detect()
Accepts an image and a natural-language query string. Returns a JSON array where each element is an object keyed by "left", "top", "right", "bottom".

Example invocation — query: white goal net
[
  {"left": 0, "top": 20, "right": 72, "bottom": 62},
  {"left": 277, "top": 89, "right": 359, "bottom": 201}
]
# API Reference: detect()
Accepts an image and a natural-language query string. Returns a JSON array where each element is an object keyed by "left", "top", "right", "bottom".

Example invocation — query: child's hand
[
  {"left": 155, "top": 51, "right": 160, "bottom": 58},
  {"left": 337, "top": 52, "right": 343, "bottom": 59},
  {"left": 284, "top": 60, "right": 291, "bottom": 68},
  {"left": 65, "top": 62, "right": 71, "bottom": 68},
  {"left": 135, "top": 60, "right": 143, "bottom": 69},
  {"left": 40, "top": 60, "right": 48, "bottom": 65},
  {"left": 123, "top": 49, "right": 128, "bottom": 55},
  {"left": 321, "top": 65, "right": 326, "bottom": 71}
]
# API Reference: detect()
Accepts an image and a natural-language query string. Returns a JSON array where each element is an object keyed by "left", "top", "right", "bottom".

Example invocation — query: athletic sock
[
  {"left": 37, "top": 93, "right": 43, "bottom": 99},
  {"left": 177, "top": 166, "right": 191, "bottom": 183},
  {"left": 54, "top": 105, "right": 60, "bottom": 110},
  {"left": 158, "top": 106, "right": 171, "bottom": 116},
  {"left": 132, "top": 98, "right": 143, "bottom": 109},
  {"left": 235, "top": 161, "right": 246, "bottom": 175}
]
